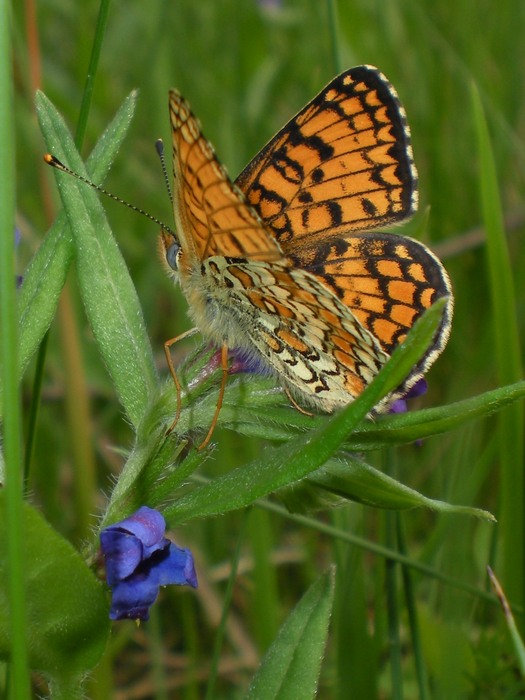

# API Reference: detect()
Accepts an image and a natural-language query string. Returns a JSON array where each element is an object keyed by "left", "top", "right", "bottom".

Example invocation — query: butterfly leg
[
  {"left": 284, "top": 386, "right": 314, "bottom": 417},
  {"left": 198, "top": 343, "right": 229, "bottom": 451},
  {"left": 164, "top": 327, "right": 200, "bottom": 434}
]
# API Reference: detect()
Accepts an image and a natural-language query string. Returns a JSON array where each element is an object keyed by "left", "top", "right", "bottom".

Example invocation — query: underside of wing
[
  {"left": 169, "top": 90, "right": 282, "bottom": 263},
  {"left": 208, "top": 258, "right": 391, "bottom": 411},
  {"left": 235, "top": 66, "right": 418, "bottom": 251}
]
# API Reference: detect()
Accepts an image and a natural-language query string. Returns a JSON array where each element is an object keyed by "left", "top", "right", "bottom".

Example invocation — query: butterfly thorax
[{"left": 177, "top": 250, "right": 290, "bottom": 352}]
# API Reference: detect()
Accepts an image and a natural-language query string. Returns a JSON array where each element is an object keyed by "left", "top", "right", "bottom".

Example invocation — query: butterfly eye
[{"left": 165, "top": 241, "right": 180, "bottom": 270}]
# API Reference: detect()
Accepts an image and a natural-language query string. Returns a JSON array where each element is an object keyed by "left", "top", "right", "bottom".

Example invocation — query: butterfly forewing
[
  {"left": 169, "top": 90, "right": 282, "bottom": 263},
  {"left": 232, "top": 66, "right": 452, "bottom": 380},
  {"left": 235, "top": 66, "right": 418, "bottom": 249}
]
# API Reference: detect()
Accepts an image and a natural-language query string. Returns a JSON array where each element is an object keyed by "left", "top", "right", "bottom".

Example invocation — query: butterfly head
[{"left": 158, "top": 229, "right": 181, "bottom": 279}]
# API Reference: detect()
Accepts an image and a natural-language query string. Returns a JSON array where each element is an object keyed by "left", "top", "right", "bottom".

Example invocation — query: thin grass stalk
[
  {"left": 332, "top": 508, "right": 378, "bottom": 699},
  {"left": 180, "top": 595, "right": 200, "bottom": 700},
  {"left": 74, "top": 0, "right": 113, "bottom": 149},
  {"left": 23, "top": 331, "right": 47, "bottom": 482},
  {"left": 248, "top": 508, "right": 280, "bottom": 651},
  {"left": 261, "top": 500, "right": 508, "bottom": 611},
  {"left": 58, "top": 287, "right": 98, "bottom": 542},
  {"left": 205, "top": 510, "right": 249, "bottom": 700},
  {"left": 0, "top": 1, "right": 30, "bottom": 696},
  {"left": 385, "top": 510, "right": 403, "bottom": 700},
  {"left": 472, "top": 83, "right": 524, "bottom": 615},
  {"left": 397, "top": 515, "right": 430, "bottom": 700},
  {"left": 488, "top": 567, "right": 525, "bottom": 678},
  {"left": 22, "top": 0, "right": 46, "bottom": 486},
  {"left": 148, "top": 606, "right": 169, "bottom": 700},
  {"left": 326, "top": 0, "right": 342, "bottom": 75}
]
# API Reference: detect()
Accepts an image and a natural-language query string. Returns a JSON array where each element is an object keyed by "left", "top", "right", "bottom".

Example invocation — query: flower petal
[
  {"left": 390, "top": 377, "right": 428, "bottom": 413},
  {"left": 156, "top": 543, "right": 198, "bottom": 588},
  {"left": 108, "top": 570, "right": 160, "bottom": 621},
  {"left": 100, "top": 507, "right": 198, "bottom": 620},
  {"left": 100, "top": 529, "right": 145, "bottom": 585},
  {"left": 112, "top": 506, "right": 166, "bottom": 548}
]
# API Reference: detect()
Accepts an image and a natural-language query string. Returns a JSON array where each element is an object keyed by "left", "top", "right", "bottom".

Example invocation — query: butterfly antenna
[
  {"left": 43, "top": 153, "right": 177, "bottom": 237},
  {"left": 155, "top": 139, "right": 173, "bottom": 204}
]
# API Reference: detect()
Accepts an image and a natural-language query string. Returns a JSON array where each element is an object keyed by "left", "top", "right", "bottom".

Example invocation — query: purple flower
[
  {"left": 389, "top": 377, "right": 428, "bottom": 414},
  {"left": 100, "top": 506, "right": 197, "bottom": 621}
]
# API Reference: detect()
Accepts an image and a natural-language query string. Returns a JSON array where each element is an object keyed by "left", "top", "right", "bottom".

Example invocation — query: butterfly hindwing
[{"left": 291, "top": 231, "right": 453, "bottom": 357}]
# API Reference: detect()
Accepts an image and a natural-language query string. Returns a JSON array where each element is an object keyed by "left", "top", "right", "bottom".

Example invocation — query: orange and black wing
[
  {"left": 235, "top": 66, "right": 452, "bottom": 367},
  {"left": 235, "top": 65, "right": 418, "bottom": 253},
  {"left": 169, "top": 90, "right": 282, "bottom": 263},
  {"left": 293, "top": 231, "right": 453, "bottom": 364}
]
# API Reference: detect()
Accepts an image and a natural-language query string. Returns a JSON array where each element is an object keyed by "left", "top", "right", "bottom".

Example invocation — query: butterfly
[{"left": 160, "top": 65, "right": 453, "bottom": 445}]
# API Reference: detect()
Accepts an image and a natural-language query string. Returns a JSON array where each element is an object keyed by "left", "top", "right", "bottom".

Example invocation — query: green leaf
[
  {"left": 472, "top": 81, "right": 525, "bottom": 611},
  {"left": 8, "top": 91, "right": 139, "bottom": 421},
  {"left": 306, "top": 457, "right": 494, "bottom": 519},
  {"left": 245, "top": 568, "right": 335, "bottom": 700},
  {"left": 35, "top": 90, "right": 159, "bottom": 428},
  {"left": 218, "top": 376, "right": 525, "bottom": 452},
  {"left": 343, "top": 379, "right": 525, "bottom": 450},
  {"left": 0, "top": 493, "right": 110, "bottom": 685}
]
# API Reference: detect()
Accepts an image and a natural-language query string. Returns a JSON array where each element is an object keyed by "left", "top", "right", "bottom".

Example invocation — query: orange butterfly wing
[
  {"left": 235, "top": 65, "right": 418, "bottom": 249},
  {"left": 169, "top": 90, "right": 282, "bottom": 264},
  {"left": 235, "top": 66, "right": 452, "bottom": 364},
  {"left": 293, "top": 232, "right": 452, "bottom": 357}
]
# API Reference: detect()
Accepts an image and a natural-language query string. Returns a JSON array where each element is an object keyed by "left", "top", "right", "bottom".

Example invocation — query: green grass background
[{"left": 6, "top": 0, "right": 525, "bottom": 697}]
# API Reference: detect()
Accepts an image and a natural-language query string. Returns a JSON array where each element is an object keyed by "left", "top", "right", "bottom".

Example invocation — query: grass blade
[
  {"left": 37, "top": 91, "right": 159, "bottom": 428},
  {"left": 472, "top": 82, "right": 524, "bottom": 611},
  {"left": 0, "top": 0, "right": 30, "bottom": 693},
  {"left": 245, "top": 568, "right": 335, "bottom": 700}
]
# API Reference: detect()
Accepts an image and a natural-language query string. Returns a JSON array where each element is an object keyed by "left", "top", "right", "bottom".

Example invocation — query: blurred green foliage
[{"left": 7, "top": 0, "right": 525, "bottom": 697}]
